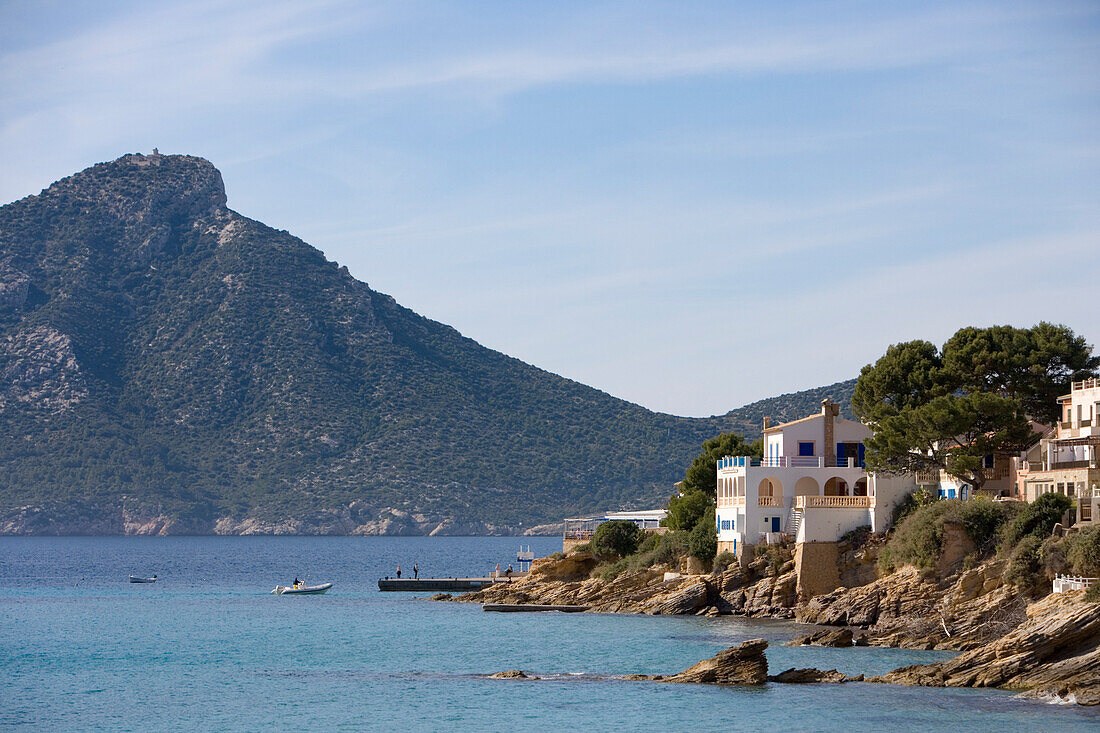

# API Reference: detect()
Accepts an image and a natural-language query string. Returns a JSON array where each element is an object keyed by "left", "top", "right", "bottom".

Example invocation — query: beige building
[{"left": 1015, "top": 378, "right": 1100, "bottom": 525}]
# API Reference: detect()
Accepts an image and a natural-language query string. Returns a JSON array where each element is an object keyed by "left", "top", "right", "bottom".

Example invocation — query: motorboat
[
  {"left": 129, "top": 575, "right": 158, "bottom": 583},
  {"left": 271, "top": 582, "right": 332, "bottom": 595}
]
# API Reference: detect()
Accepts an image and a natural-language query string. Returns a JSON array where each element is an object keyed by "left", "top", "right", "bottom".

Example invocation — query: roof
[
  {"left": 564, "top": 509, "right": 667, "bottom": 522},
  {"left": 763, "top": 413, "right": 822, "bottom": 434}
]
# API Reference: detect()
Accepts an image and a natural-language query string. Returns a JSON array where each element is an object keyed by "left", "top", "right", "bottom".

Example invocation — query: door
[{"left": 771, "top": 517, "right": 781, "bottom": 533}]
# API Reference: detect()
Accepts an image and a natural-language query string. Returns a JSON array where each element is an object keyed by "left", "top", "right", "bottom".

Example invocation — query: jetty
[
  {"left": 483, "top": 603, "right": 588, "bottom": 613},
  {"left": 378, "top": 576, "right": 525, "bottom": 592}
]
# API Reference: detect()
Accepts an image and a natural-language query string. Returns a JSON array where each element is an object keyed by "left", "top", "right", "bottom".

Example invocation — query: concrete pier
[
  {"left": 483, "top": 603, "right": 588, "bottom": 613},
  {"left": 377, "top": 577, "right": 522, "bottom": 592}
]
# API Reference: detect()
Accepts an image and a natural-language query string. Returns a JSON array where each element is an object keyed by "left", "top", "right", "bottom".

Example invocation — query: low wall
[
  {"left": 794, "top": 541, "right": 840, "bottom": 600},
  {"left": 798, "top": 506, "right": 871, "bottom": 543}
]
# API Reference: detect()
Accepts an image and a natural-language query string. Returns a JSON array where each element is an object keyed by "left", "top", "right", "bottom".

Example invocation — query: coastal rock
[
  {"left": 642, "top": 578, "right": 708, "bottom": 615},
  {"left": 785, "top": 628, "right": 853, "bottom": 648},
  {"left": 659, "top": 639, "right": 768, "bottom": 686},
  {"left": 769, "top": 668, "right": 849, "bottom": 683},
  {"left": 529, "top": 553, "right": 598, "bottom": 582},
  {"left": 429, "top": 593, "right": 452, "bottom": 601},
  {"left": 489, "top": 670, "right": 536, "bottom": 680},
  {"left": 872, "top": 591, "right": 1100, "bottom": 705}
]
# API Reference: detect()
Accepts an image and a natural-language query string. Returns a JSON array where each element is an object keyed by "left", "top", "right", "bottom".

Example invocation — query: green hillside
[{"left": 0, "top": 153, "right": 854, "bottom": 535}]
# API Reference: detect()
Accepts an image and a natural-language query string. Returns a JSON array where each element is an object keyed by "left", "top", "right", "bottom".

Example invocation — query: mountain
[{"left": 0, "top": 153, "right": 855, "bottom": 535}]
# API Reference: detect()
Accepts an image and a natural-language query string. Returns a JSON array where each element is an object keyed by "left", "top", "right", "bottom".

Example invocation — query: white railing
[
  {"left": 795, "top": 495, "right": 873, "bottom": 509},
  {"left": 719, "top": 496, "right": 746, "bottom": 507},
  {"left": 718, "top": 456, "right": 861, "bottom": 470},
  {"left": 1071, "top": 378, "right": 1098, "bottom": 391},
  {"left": 1053, "top": 575, "right": 1097, "bottom": 593},
  {"left": 758, "top": 496, "right": 778, "bottom": 507}
]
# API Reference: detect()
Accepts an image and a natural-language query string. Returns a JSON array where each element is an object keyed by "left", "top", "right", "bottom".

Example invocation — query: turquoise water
[{"left": 2, "top": 537, "right": 1097, "bottom": 731}]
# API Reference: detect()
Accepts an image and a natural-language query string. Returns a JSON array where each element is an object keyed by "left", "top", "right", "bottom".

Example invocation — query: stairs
[{"left": 786, "top": 506, "right": 803, "bottom": 539}]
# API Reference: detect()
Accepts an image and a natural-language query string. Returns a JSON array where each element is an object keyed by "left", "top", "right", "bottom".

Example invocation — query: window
[
  {"left": 798, "top": 441, "right": 815, "bottom": 457},
  {"left": 720, "top": 520, "right": 731, "bottom": 531}
]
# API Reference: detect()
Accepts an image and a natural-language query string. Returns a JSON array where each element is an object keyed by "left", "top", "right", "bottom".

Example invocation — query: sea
[{"left": 1, "top": 536, "right": 1097, "bottom": 732}]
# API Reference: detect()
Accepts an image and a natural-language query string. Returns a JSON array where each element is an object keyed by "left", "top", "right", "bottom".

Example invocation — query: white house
[{"left": 715, "top": 399, "right": 914, "bottom": 557}]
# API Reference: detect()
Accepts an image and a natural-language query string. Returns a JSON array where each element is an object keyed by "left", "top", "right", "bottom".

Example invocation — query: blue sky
[{"left": 2, "top": 0, "right": 1098, "bottom": 416}]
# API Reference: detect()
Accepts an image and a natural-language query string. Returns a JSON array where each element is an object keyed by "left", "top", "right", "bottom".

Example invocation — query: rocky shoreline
[
  {"left": 0, "top": 503, "right": 560, "bottom": 537},
  {"left": 454, "top": 550, "right": 1100, "bottom": 705}
]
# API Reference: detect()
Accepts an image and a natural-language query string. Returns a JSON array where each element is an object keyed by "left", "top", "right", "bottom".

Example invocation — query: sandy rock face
[
  {"left": 659, "top": 639, "right": 769, "bottom": 686},
  {"left": 873, "top": 591, "right": 1100, "bottom": 704}
]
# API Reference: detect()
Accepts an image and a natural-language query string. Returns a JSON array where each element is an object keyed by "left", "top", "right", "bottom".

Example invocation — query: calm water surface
[{"left": 2, "top": 537, "right": 1097, "bottom": 731}]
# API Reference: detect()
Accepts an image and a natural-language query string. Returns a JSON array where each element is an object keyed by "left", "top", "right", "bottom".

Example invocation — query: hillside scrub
[
  {"left": 1001, "top": 493, "right": 1074, "bottom": 548},
  {"left": 879, "top": 498, "right": 1015, "bottom": 572},
  {"left": 594, "top": 530, "right": 691, "bottom": 580}
]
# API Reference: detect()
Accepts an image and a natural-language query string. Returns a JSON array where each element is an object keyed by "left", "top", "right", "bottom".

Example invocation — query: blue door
[{"left": 771, "top": 517, "right": 781, "bottom": 532}]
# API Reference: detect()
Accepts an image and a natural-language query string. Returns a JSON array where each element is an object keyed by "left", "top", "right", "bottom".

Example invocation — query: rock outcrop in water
[{"left": 658, "top": 639, "right": 769, "bottom": 685}]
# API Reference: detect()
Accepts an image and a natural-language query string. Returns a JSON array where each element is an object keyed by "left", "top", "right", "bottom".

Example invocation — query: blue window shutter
[
  {"left": 836, "top": 443, "right": 845, "bottom": 461},
  {"left": 858, "top": 443, "right": 865, "bottom": 467}
]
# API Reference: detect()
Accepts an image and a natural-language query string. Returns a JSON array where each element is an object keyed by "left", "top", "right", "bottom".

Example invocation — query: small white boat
[
  {"left": 271, "top": 582, "right": 333, "bottom": 595},
  {"left": 129, "top": 575, "right": 158, "bottom": 583}
]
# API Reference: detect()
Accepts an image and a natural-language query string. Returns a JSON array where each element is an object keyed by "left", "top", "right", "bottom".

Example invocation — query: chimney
[{"left": 822, "top": 399, "right": 838, "bottom": 464}]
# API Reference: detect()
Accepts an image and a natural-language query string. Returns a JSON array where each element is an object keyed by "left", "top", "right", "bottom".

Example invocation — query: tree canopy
[
  {"left": 855, "top": 323, "right": 1097, "bottom": 493},
  {"left": 591, "top": 520, "right": 645, "bottom": 558},
  {"left": 667, "top": 431, "right": 761, "bottom": 531}
]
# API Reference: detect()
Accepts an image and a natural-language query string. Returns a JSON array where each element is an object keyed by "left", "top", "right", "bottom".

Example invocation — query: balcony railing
[
  {"left": 1072, "top": 378, "right": 1099, "bottom": 391},
  {"left": 718, "top": 496, "right": 746, "bottom": 507},
  {"left": 758, "top": 496, "right": 778, "bottom": 507},
  {"left": 916, "top": 469, "right": 941, "bottom": 484},
  {"left": 795, "top": 495, "right": 873, "bottom": 509},
  {"left": 1050, "top": 459, "right": 1099, "bottom": 470},
  {"left": 717, "top": 456, "right": 862, "bottom": 470}
]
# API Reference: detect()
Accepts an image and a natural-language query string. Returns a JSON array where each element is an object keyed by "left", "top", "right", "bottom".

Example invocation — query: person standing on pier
[
  {"left": 413, "top": 563, "right": 419, "bottom": 579},
  {"left": 396, "top": 566, "right": 401, "bottom": 579}
]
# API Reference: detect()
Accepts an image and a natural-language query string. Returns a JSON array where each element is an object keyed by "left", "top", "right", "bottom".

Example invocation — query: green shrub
[
  {"left": 712, "top": 551, "right": 737, "bottom": 575},
  {"left": 1002, "top": 493, "right": 1074, "bottom": 548},
  {"left": 596, "top": 556, "right": 629, "bottom": 581},
  {"left": 1064, "top": 526, "right": 1100, "bottom": 576},
  {"left": 666, "top": 488, "right": 713, "bottom": 531},
  {"left": 635, "top": 532, "right": 661, "bottom": 555},
  {"left": 652, "top": 531, "right": 690, "bottom": 566},
  {"left": 688, "top": 507, "right": 717, "bottom": 562},
  {"left": 840, "top": 525, "right": 872, "bottom": 548},
  {"left": 891, "top": 486, "right": 936, "bottom": 527},
  {"left": 1004, "top": 534, "right": 1043, "bottom": 588},
  {"left": 591, "top": 520, "right": 645, "bottom": 558},
  {"left": 879, "top": 497, "right": 1013, "bottom": 572}
]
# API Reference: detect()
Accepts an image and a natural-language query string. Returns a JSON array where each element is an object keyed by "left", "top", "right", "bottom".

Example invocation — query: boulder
[
  {"left": 659, "top": 639, "right": 768, "bottom": 686},
  {"left": 769, "top": 668, "right": 848, "bottom": 683},
  {"left": 489, "top": 670, "right": 536, "bottom": 680},
  {"left": 642, "top": 578, "right": 709, "bottom": 615},
  {"left": 785, "top": 628, "right": 853, "bottom": 647},
  {"left": 529, "top": 553, "right": 597, "bottom": 581},
  {"left": 429, "top": 593, "right": 452, "bottom": 601}
]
